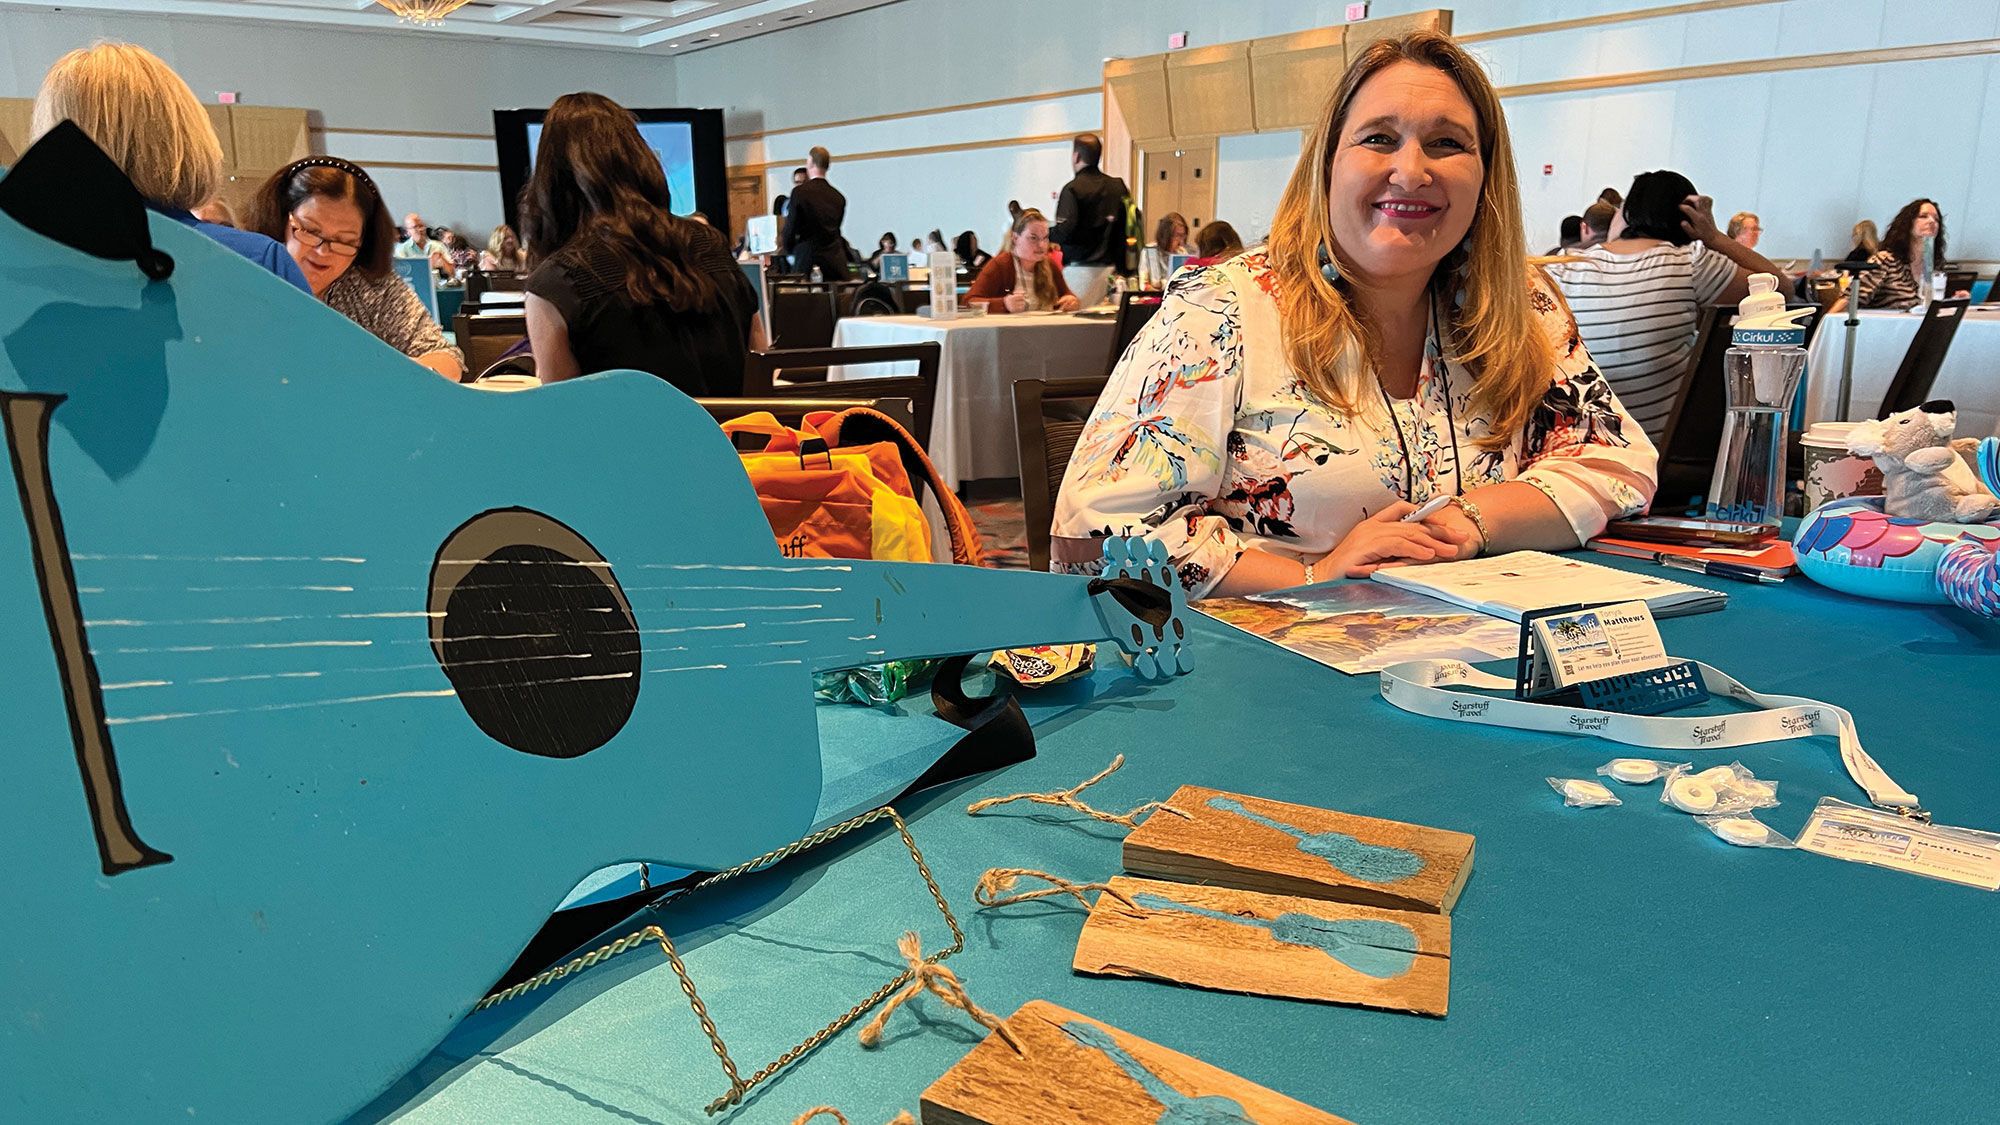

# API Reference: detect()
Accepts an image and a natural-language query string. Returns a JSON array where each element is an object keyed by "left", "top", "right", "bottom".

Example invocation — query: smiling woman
[{"left": 1049, "top": 30, "right": 1658, "bottom": 598}]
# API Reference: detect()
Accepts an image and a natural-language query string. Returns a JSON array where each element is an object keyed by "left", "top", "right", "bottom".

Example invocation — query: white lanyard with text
[{"left": 1377, "top": 658, "right": 1923, "bottom": 815}]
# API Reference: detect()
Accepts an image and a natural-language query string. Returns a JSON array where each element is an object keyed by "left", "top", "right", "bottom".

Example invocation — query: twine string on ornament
[
  {"left": 965, "top": 754, "right": 1187, "bottom": 828},
  {"left": 856, "top": 931, "right": 1023, "bottom": 1055}
]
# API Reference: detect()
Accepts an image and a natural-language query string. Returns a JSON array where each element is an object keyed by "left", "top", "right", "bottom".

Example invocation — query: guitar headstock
[{"left": 1090, "top": 537, "right": 1193, "bottom": 681}]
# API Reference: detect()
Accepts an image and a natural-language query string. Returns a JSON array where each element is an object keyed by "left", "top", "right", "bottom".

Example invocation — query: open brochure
[{"left": 1370, "top": 550, "right": 1726, "bottom": 621}]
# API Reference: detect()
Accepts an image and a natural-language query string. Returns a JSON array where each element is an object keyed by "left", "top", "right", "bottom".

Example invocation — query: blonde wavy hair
[
  {"left": 31, "top": 41, "right": 223, "bottom": 212},
  {"left": 1267, "top": 30, "right": 1547, "bottom": 451}
]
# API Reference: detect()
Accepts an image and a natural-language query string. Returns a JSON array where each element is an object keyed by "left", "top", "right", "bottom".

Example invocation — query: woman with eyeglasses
[
  {"left": 247, "top": 158, "right": 464, "bottom": 381},
  {"left": 965, "top": 209, "right": 1081, "bottom": 313}
]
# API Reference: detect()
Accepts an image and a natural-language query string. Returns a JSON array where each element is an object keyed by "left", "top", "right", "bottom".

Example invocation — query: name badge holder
[{"left": 1512, "top": 602, "right": 1709, "bottom": 716}]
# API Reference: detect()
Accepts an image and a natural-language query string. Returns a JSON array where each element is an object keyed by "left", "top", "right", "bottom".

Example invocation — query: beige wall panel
[
  {"left": 228, "top": 106, "right": 311, "bottom": 171},
  {"left": 1105, "top": 55, "right": 1173, "bottom": 143},
  {"left": 203, "top": 104, "right": 237, "bottom": 168},
  {"left": 1249, "top": 27, "right": 1345, "bottom": 133},
  {"left": 1179, "top": 139, "right": 1217, "bottom": 230},
  {"left": 0, "top": 98, "right": 34, "bottom": 165},
  {"left": 1166, "top": 42, "right": 1254, "bottom": 139},
  {"left": 1344, "top": 8, "right": 1453, "bottom": 61}
]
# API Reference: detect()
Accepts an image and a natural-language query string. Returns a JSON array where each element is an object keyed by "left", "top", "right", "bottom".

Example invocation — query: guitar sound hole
[{"left": 430, "top": 510, "right": 640, "bottom": 759}]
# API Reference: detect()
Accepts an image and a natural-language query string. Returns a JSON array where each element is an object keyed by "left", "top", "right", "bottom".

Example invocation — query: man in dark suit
[
  {"left": 1049, "top": 133, "right": 1129, "bottom": 307},
  {"left": 780, "top": 147, "right": 849, "bottom": 279}
]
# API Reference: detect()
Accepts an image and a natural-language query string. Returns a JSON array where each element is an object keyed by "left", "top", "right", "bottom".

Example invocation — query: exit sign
[{"left": 1346, "top": 2, "right": 1369, "bottom": 20}]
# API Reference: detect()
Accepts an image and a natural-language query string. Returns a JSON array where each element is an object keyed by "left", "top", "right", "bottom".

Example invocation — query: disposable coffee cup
[{"left": 1801, "top": 421, "right": 1884, "bottom": 511}]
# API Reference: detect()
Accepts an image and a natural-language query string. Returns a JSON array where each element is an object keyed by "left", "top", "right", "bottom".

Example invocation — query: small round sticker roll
[
  {"left": 1715, "top": 818, "right": 1771, "bottom": 846},
  {"left": 1668, "top": 776, "right": 1720, "bottom": 814},
  {"left": 1608, "top": 759, "right": 1658, "bottom": 784},
  {"left": 1692, "top": 766, "right": 1736, "bottom": 786},
  {"left": 1564, "top": 779, "right": 1616, "bottom": 804}
]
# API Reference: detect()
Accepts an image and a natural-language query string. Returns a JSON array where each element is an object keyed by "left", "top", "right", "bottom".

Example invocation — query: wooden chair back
[{"left": 1012, "top": 376, "right": 1110, "bottom": 571}]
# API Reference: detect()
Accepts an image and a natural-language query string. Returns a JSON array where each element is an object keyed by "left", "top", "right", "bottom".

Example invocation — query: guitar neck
[{"left": 797, "top": 561, "right": 1125, "bottom": 673}]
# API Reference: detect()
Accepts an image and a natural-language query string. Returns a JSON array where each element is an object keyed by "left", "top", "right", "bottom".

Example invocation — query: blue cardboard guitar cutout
[{"left": 0, "top": 129, "right": 1189, "bottom": 1124}]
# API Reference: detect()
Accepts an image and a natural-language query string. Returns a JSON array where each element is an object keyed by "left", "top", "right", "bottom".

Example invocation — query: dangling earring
[
  {"left": 1451, "top": 233, "right": 1473, "bottom": 309},
  {"left": 1317, "top": 243, "right": 1341, "bottom": 284}
]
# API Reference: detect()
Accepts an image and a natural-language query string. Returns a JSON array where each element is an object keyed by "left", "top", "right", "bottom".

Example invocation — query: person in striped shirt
[{"left": 1547, "top": 170, "right": 1785, "bottom": 444}]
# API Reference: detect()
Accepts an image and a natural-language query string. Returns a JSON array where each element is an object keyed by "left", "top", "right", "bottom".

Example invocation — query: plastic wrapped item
[
  {"left": 1697, "top": 813, "right": 1796, "bottom": 849},
  {"left": 1595, "top": 758, "right": 1689, "bottom": 785},
  {"left": 1548, "top": 777, "right": 1622, "bottom": 808},
  {"left": 990, "top": 643, "right": 1095, "bottom": 687},
  {"left": 1661, "top": 762, "right": 1779, "bottom": 815},
  {"left": 812, "top": 658, "right": 940, "bottom": 709}
]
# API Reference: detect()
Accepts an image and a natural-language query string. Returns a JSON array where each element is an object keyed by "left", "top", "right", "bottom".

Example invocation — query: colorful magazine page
[{"left": 1195, "top": 580, "right": 1521, "bottom": 675}]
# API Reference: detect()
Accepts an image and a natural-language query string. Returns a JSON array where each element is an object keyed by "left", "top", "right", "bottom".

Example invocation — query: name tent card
[
  {"left": 1122, "top": 786, "right": 1475, "bottom": 914},
  {"left": 919, "top": 1000, "right": 1355, "bottom": 1125},
  {"left": 1072, "top": 876, "right": 1451, "bottom": 1016}
]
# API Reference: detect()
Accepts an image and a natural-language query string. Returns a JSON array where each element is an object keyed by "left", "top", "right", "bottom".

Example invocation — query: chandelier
[{"left": 374, "top": 0, "right": 476, "bottom": 25}]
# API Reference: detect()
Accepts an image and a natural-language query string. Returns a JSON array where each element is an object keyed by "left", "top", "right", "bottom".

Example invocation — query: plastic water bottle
[
  {"left": 810, "top": 264, "right": 823, "bottom": 284},
  {"left": 1708, "top": 274, "right": 1813, "bottom": 526}
]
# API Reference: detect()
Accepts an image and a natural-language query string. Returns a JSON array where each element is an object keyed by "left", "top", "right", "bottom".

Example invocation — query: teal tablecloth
[{"left": 352, "top": 561, "right": 2000, "bottom": 1124}]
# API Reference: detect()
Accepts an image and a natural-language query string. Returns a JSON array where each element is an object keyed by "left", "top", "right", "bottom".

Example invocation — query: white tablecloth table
[
  {"left": 828, "top": 312, "right": 1117, "bottom": 490},
  {"left": 1803, "top": 307, "right": 2000, "bottom": 435}
]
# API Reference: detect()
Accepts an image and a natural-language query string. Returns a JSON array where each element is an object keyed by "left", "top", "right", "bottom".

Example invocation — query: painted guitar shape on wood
[{"left": 0, "top": 182, "right": 1189, "bottom": 1123}]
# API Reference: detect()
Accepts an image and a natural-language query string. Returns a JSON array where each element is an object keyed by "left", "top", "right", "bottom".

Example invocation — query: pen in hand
[{"left": 1401, "top": 495, "right": 1452, "bottom": 523}]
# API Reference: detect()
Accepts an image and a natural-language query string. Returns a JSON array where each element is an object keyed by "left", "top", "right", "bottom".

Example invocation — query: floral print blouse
[{"left": 1050, "top": 250, "right": 1658, "bottom": 597}]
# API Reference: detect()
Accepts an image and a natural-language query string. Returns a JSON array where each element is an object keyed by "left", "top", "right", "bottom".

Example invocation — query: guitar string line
[
  {"left": 93, "top": 633, "right": 889, "bottom": 722},
  {"left": 82, "top": 604, "right": 838, "bottom": 628}
]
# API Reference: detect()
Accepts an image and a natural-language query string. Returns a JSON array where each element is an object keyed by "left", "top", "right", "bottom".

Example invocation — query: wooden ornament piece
[
  {"left": 1072, "top": 876, "right": 1450, "bottom": 1016},
  {"left": 920, "top": 1000, "right": 1354, "bottom": 1125},
  {"left": 1122, "top": 786, "right": 1475, "bottom": 914}
]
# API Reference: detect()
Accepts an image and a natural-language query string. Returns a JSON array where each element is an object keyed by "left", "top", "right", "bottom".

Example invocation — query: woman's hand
[
  {"left": 1056, "top": 294, "right": 1082, "bottom": 312},
  {"left": 1315, "top": 503, "right": 1462, "bottom": 578},
  {"left": 1679, "top": 194, "right": 1722, "bottom": 244},
  {"left": 1002, "top": 293, "right": 1028, "bottom": 313},
  {"left": 1420, "top": 503, "right": 1485, "bottom": 560}
]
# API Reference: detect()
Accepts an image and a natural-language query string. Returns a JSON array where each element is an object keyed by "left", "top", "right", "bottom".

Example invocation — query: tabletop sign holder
[
  {"left": 920, "top": 999, "right": 1356, "bottom": 1125},
  {"left": 1512, "top": 603, "right": 1710, "bottom": 716},
  {"left": 879, "top": 253, "right": 909, "bottom": 282},
  {"left": 1122, "top": 786, "right": 1475, "bottom": 914},
  {"left": 1072, "top": 876, "right": 1451, "bottom": 1016}
]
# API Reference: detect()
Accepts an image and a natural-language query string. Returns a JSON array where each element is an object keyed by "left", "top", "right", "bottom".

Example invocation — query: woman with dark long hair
[
  {"left": 520, "top": 91, "right": 759, "bottom": 391},
  {"left": 1141, "top": 211, "right": 1188, "bottom": 285},
  {"left": 1855, "top": 199, "right": 1952, "bottom": 309}
]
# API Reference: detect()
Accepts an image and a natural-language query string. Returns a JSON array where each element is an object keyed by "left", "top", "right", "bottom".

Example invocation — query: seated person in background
[
  {"left": 966, "top": 209, "right": 1081, "bottom": 314},
  {"left": 1727, "top": 211, "right": 1760, "bottom": 249},
  {"left": 1546, "top": 169, "right": 1785, "bottom": 444},
  {"left": 1854, "top": 199, "right": 1954, "bottom": 309},
  {"left": 1188, "top": 219, "right": 1243, "bottom": 266},
  {"left": 867, "top": 231, "right": 899, "bottom": 271},
  {"left": 520, "top": 92, "right": 760, "bottom": 394},
  {"left": 397, "top": 211, "right": 453, "bottom": 280},
  {"left": 248, "top": 157, "right": 463, "bottom": 380},
  {"left": 480, "top": 224, "right": 528, "bottom": 272},
  {"left": 30, "top": 42, "right": 308, "bottom": 292},
  {"left": 1141, "top": 211, "right": 1188, "bottom": 285},
  {"left": 954, "top": 230, "right": 992, "bottom": 274},
  {"left": 194, "top": 198, "right": 236, "bottom": 228},
  {"left": 1053, "top": 30, "right": 1656, "bottom": 595},
  {"left": 440, "top": 230, "right": 478, "bottom": 278},
  {"left": 1842, "top": 219, "right": 1880, "bottom": 264},
  {"left": 1578, "top": 200, "right": 1615, "bottom": 248},
  {"left": 907, "top": 234, "right": 926, "bottom": 256},
  {"left": 1547, "top": 214, "right": 1582, "bottom": 255}
]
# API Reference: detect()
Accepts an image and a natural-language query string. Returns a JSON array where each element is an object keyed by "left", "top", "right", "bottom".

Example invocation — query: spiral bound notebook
[{"left": 1370, "top": 551, "right": 1726, "bottom": 622}]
